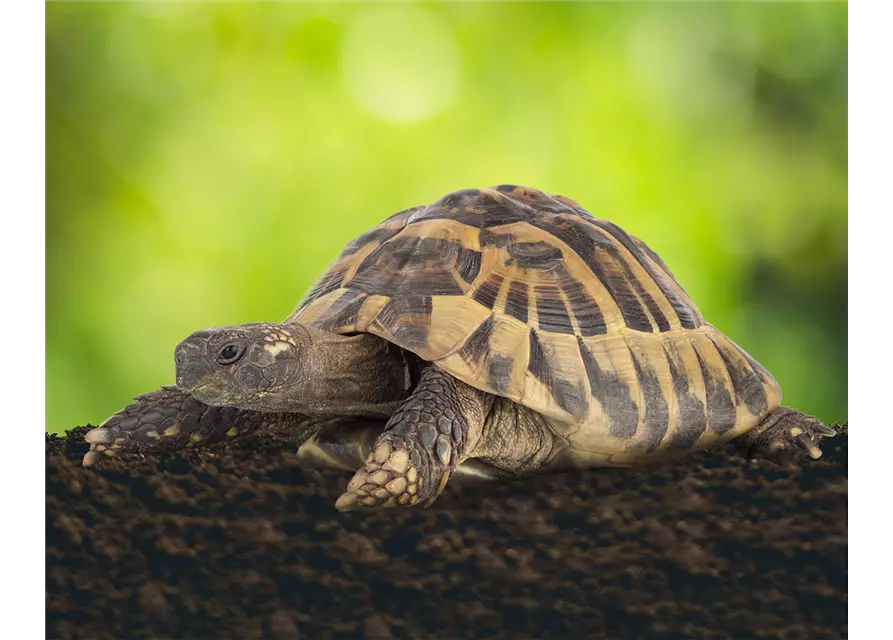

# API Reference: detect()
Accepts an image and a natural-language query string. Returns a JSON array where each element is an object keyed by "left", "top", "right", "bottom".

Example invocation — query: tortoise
[{"left": 83, "top": 185, "right": 835, "bottom": 510}]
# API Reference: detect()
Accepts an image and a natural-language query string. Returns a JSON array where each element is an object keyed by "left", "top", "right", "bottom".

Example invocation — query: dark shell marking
[{"left": 663, "top": 345, "right": 708, "bottom": 451}]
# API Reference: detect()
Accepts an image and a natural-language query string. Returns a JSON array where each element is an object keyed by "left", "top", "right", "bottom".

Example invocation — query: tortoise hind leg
[
  {"left": 335, "top": 365, "right": 494, "bottom": 510},
  {"left": 733, "top": 406, "right": 837, "bottom": 463}
]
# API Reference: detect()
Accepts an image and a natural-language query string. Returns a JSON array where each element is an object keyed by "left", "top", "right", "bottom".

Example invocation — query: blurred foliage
[{"left": 46, "top": 2, "right": 846, "bottom": 433}]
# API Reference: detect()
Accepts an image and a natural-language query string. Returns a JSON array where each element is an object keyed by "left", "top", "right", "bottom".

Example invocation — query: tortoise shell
[{"left": 290, "top": 185, "right": 781, "bottom": 457}]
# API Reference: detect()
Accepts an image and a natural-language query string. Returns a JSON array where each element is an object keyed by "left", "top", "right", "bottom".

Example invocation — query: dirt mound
[{"left": 47, "top": 426, "right": 847, "bottom": 639}]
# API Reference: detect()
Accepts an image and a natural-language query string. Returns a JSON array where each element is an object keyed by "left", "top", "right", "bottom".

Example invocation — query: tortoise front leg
[
  {"left": 82, "top": 386, "right": 318, "bottom": 466},
  {"left": 335, "top": 365, "right": 494, "bottom": 510},
  {"left": 732, "top": 406, "right": 837, "bottom": 463}
]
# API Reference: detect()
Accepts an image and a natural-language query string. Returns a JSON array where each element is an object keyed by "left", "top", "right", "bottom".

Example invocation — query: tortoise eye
[{"left": 217, "top": 343, "right": 245, "bottom": 365}]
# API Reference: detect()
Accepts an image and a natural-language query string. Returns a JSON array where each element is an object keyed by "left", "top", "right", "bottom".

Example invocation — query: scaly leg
[
  {"left": 335, "top": 366, "right": 494, "bottom": 510},
  {"left": 82, "top": 386, "right": 318, "bottom": 466},
  {"left": 732, "top": 406, "right": 837, "bottom": 463}
]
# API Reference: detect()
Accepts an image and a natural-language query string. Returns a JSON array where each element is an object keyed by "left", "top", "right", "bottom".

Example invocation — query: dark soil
[{"left": 46, "top": 425, "right": 847, "bottom": 639}]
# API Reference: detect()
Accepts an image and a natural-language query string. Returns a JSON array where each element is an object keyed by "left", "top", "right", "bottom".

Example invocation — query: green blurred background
[{"left": 46, "top": 2, "right": 847, "bottom": 433}]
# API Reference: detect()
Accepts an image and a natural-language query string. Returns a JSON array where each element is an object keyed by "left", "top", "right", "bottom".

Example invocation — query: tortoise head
[
  {"left": 174, "top": 322, "right": 409, "bottom": 416},
  {"left": 175, "top": 322, "right": 307, "bottom": 411}
]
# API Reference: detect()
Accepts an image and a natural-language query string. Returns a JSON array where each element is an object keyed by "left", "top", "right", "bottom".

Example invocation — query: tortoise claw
[
  {"left": 793, "top": 433, "right": 823, "bottom": 459},
  {"left": 82, "top": 426, "right": 123, "bottom": 467},
  {"left": 84, "top": 427, "right": 114, "bottom": 445},
  {"left": 82, "top": 450, "right": 102, "bottom": 467},
  {"left": 813, "top": 423, "right": 837, "bottom": 437}
]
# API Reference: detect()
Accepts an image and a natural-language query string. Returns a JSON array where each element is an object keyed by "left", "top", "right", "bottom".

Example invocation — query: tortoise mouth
[
  {"left": 185, "top": 382, "right": 243, "bottom": 408},
  {"left": 175, "top": 363, "right": 212, "bottom": 391}
]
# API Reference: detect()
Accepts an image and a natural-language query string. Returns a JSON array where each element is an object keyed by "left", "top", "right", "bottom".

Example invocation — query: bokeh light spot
[{"left": 341, "top": 5, "right": 460, "bottom": 123}]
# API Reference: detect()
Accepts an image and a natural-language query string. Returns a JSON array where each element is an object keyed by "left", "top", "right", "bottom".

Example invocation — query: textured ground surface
[{"left": 46, "top": 425, "right": 847, "bottom": 639}]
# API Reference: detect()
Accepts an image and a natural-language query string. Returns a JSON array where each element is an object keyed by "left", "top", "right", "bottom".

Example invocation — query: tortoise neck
[{"left": 296, "top": 328, "right": 411, "bottom": 418}]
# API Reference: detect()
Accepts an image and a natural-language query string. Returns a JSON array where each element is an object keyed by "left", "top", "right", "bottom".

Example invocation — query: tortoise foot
[
  {"left": 334, "top": 364, "right": 489, "bottom": 511},
  {"left": 335, "top": 436, "right": 446, "bottom": 511},
  {"left": 736, "top": 407, "right": 836, "bottom": 464},
  {"left": 82, "top": 425, "right": 126, "bottom": 466},
  {"left": 81, "top": 388, "right": 201, "bottom": 467},
  {"left": 82, "top": 387, "right": 291, "bottom": 467}
]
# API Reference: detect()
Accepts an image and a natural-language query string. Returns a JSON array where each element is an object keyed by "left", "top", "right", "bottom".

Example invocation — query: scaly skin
[{"left": 83, "top": 387, "right": 321, "bottom": 466}]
